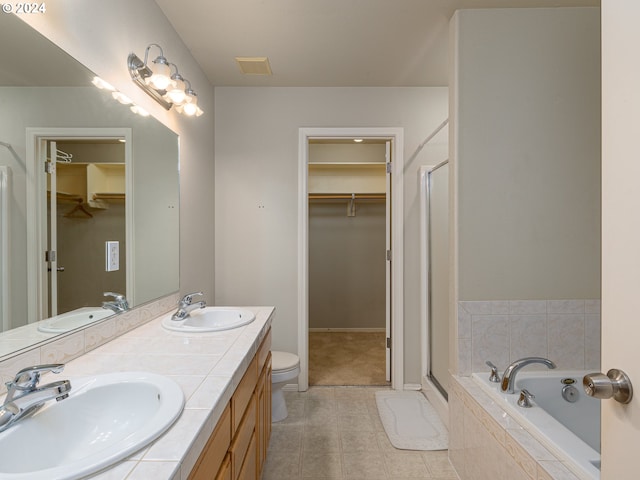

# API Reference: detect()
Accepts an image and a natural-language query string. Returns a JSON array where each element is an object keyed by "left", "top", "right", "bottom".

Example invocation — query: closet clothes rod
[{"left": 308, "top": 193, "right": 386, "bottom": 200}]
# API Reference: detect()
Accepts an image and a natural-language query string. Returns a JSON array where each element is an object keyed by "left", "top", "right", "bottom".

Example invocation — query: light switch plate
[{"left": 106, "top": 241, "right": 119, "bottom": 272}]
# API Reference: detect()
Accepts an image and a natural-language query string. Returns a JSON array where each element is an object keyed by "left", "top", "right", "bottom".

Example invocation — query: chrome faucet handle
[
  {"left": 104, "top": 292, "right": 126, "bottom": 301},
  {"left": 485, "top": 361, "right": 501, "bottom": 383},
  {"left": 103, "top": 292, "right": 129, "bottom": 311},
  {"left": 5, "top": 364, "right": 65, "bottom": 400},
  {"left": 180, "top": 291, "right": 203, "bottom": 305},
  {"left": 517, "top": 389, "right": 535, "bottom": 408}
]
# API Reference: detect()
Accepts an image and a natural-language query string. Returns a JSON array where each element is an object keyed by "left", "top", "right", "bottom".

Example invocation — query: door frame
[
  {"left": 26, "top": 127, "right": 133, "bottom": 323},
  {"left": 298, "top": 127, "right": 404, "bottom": 391}
]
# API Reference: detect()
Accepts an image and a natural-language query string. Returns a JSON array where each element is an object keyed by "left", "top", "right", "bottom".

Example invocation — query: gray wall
[
  {"left": 309, "top": 202, "right": 386, "bottom": 329},
  {"left": 451, "top": 7, "right": 601, "bottom": 302},
  {"left": 214, "top": 86, "right": 448, "bottom": 384}
]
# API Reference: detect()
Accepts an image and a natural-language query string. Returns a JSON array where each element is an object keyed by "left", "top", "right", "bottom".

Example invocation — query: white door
[
  {"left": 385, "top": 140, "right": 391, "bottom": 382},
  {"left": 601, "top": 2, "right": 640, "bottom": 477}
]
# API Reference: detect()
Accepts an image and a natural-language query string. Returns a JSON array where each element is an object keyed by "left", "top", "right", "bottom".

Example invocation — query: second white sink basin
[
  {"left": 0, "top": 371, "right": 184, "bottom": 479},
  {"left": 162, "top": 306, "right": 255, "bottom": 332},
  {"left": 37, "top": 307, "right": 114, "bottom": 334}
]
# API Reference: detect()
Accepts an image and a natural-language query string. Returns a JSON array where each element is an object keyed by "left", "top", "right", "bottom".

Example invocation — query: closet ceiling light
[
  {"left": 235, "top": 57, "right": 272, "bottom": 76},
  {"left": 127, "top": 43, "right": 204, "bottom": 117}
]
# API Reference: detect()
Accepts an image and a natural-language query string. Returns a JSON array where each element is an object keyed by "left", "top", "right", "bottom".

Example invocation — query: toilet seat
[{"left": 272, "top": 351, "right": 300, "bottom": 374}]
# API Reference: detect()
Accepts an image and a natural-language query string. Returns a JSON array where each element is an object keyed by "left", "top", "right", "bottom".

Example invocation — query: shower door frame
[
  {"left": 419, "top": 163, "right": 450, "bottom": 420},
  {"left": 298, "top": 127, "right": 404, "bottom": 391}
]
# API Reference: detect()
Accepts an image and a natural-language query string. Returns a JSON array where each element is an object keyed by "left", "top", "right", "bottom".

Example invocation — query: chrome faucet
[
  {"left": 102, "top": 292, "right": 129, "bottom": 313},
  {"left": 171, "top": 292, "right": 206, "bottom": 320},
  {"left": 0, "top": 364, "right": 72, "bottom": 432},
  {"left": 501, "top": 357, "right": 556, "bottom": 393}
]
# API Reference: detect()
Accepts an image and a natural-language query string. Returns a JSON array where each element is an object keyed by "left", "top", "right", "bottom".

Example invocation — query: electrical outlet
[{"left": 106, "top": 241, "right": 119, "bottom": 272}]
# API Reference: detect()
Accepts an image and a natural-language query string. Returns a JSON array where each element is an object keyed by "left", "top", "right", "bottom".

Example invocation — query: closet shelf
[
  {"left": 89, "top": 192, "right": 125, "bottom": 209},
  {"left": 92, "top": 193, "right": 125, "bottom": 201},
  {"left": 308, "top": 193, "right": 385, "bottom": 200},
  {"left": 308, "top": 162, "right": 386, "bottom": 167}
]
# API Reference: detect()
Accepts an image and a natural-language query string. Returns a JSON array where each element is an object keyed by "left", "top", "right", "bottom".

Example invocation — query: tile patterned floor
[
  {"left": 309, "top": 332, "right": 389, "bottom": 386},
  {"left": 262, "top": 387, "right": 459, "bottom": 480}
]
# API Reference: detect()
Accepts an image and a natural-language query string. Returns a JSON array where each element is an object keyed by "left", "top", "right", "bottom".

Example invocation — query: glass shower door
[{"left": 428, "top": 162, "right": 449, "bottom": 397}]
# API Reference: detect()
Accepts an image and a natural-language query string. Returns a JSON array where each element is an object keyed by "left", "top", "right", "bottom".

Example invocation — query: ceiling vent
[{"left": 235, "top": 57, "right": 272, "bottom": 76}]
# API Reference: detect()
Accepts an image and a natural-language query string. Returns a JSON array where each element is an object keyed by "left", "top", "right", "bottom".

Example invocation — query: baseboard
[
  {"left": 309, "top": 328, "right": 386, "bottom": 333},
  {"left": 421, "top": 376, "right": 449, "bottom": 428}
]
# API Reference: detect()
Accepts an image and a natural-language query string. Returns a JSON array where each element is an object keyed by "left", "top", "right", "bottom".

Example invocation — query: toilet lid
[{"left": 272, "top": 351, "right": 300, "bottom": 372}]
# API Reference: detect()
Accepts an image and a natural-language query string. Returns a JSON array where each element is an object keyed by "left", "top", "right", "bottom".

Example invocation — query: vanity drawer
[
  {"left": 230, "top": 394, "right": 257, "bottom": 479},
  {"left": 257, "top": 329, "right": 271, "bottom": 373},
  {"left": 232, "top": 356, "right": 257, "bottom": 433},
  {"left": 189, "top": 403, "right": 231, "bottom": 480}
]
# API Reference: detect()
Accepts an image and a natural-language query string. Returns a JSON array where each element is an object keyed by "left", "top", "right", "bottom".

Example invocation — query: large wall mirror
[{"left": 0, "top": 14, "right": 179, "bottom": 358}]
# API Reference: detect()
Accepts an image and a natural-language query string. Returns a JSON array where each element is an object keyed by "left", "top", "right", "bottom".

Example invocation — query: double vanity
[{"left": 0, "top": 303, "right": 274, "bottom": 480}]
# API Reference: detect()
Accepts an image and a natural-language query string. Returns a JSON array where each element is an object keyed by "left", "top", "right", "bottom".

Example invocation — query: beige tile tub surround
[
  {"left": 451, "top": 301, "right": 597, "bottom": 480},
  {"left": 449, "top": 375, "right": 581, "bottom": 480},
  {"left": 0, "top": 302, "right": 274, "bottom": 480},
  {"left": 457, "top": 299, "right": 601, "bottom": 376}
]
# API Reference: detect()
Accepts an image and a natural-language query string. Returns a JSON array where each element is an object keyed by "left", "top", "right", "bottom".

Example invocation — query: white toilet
[{"left": 271, "top": 351, "right": 300, "bottom": 422}]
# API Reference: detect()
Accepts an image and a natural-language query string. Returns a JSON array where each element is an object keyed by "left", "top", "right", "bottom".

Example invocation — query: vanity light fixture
[{"left": 128, "top": 44, "right": 204, "bottom": 116}]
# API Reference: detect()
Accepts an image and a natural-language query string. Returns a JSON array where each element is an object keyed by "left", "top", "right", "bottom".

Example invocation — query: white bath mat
[{"left": 375, "top": 391, "right": 448, "bottom": 451}]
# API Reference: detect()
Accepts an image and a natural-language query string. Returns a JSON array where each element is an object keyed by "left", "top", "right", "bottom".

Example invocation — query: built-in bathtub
[{"left": 472, "top": 371, "right": 600, "bottom": 480}]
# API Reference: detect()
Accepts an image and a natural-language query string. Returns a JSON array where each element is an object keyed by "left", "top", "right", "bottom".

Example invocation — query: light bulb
[
  {"left": 164, "top": 77, "right": 186, "bottom": 104},
  {"left": 182, "top": 102, "right": 198, "bottom": 116},
  {"left": 145, "top": 57, "right": 173, "bottom": 90}
]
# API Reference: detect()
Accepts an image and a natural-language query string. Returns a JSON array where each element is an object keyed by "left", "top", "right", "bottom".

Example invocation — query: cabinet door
[
  {"left": 189, "top": 404, "right": 231, "bottom": 480},
  {"left": 215, "top": 454, "right": 232, "bottom": 480},
  {"left": 255, "top": 351, "right": 272, "bottom": 477},
  {"left": 262, "top": 354, "right": 272, "bottom": 464},
  {"left": 230, "top": 394, "right": 257, "bottom": 478},
  {"left": 237, "top": 432, "right": 257, "bottom": 480}
]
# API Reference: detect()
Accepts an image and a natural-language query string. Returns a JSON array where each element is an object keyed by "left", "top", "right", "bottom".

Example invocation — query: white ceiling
[{"left": 154, "top": 0, "right": 599, "bottom": 87}]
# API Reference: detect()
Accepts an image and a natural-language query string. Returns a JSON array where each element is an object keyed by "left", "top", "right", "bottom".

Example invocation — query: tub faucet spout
[{"left": 501, "top": 357, "right": 556, "bottom": 393}]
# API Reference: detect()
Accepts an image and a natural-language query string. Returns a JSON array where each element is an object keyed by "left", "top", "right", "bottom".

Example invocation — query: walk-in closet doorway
[{"left": 298, "top": 127, "right": 405, "bottom": 391}]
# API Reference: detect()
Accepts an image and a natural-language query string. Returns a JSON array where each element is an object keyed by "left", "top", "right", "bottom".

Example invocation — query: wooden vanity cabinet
[{"left": 189, "top": 329, "right": 271, "bottom": 480}]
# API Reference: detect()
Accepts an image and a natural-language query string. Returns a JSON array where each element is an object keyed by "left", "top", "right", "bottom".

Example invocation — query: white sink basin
[
  {"left": 162, "top": 306, "right": 255, "bottom": 332},
  {"left": 0, "top": 371, "right": 184, "bottom": 479},
  {"left": 37, "top": 307, "right": 114, "bottom": 334}
]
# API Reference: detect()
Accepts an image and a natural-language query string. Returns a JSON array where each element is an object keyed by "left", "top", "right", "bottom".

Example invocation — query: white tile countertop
[{"left": 55, "top": 306, "right": 274, "bottom": 480}]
